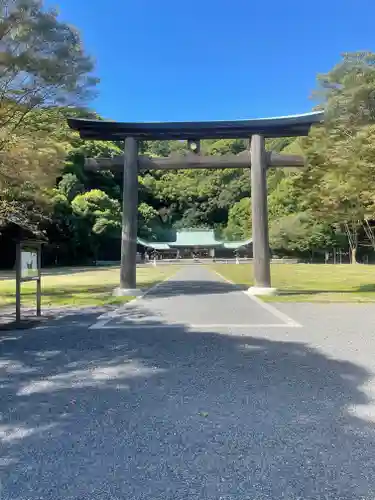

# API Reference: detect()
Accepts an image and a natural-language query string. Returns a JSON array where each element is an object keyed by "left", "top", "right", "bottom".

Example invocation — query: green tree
[
  {"left": 0, "top": 0, "right": 97, "bottom": 232},
  {"left": 64, "top": 139, "right": 123, "bottom": 200},
  {"left": 71, "top": 189, "right": 121, "bottom": 237},
  {"left": 283, "top": 52, "right": 375, "bottom": 262},
  {"left": 302, "top": 55, "right": 375, "bottom": 261},
  {"left": 269, "top": 212, "right": 334, "bottom": 256},
  {"left": 57, "top": 173, "right": 83, "bottom": 201},
  {"left": 70, "top": 189, "right": 122, "bottom": 262},
  {"left": 268, "top": 174, "right": 304, "bottom": 220},
  {"left": 206, "top": 139, "right": 246, "bottom": 156},
  {"left": 0, "top": 0, "right": 98, "bottom": 139},
  {"left": 224, "top": 197, "right": 251, "bottom": 241},
  {"left": 138, "top": 202, "right": 160, "bottom": 239},
  {"left": 315, "top": 51, "right": 375, "bottom": 131}
]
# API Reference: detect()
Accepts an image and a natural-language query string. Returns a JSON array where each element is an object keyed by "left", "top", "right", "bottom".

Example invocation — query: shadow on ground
[
  {"left": 144, "top": 279, "right": 247, "bottom": 298},
  {"left": 0, "top": 306, "right": 112, "bottom": 331},
  {"left": 1, "top": 312, "right": 375, "bottom": 499},
  {"left": 138, "top": 278, "right": 375, "bottom": 299},
  {"left": 0, "top": 266, "right": 122, "bottom": 281},
  {"left": 277, "top": 283, "right": 375, "bottom": 297}
]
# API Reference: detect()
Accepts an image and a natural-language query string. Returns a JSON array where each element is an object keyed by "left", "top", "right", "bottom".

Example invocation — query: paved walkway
[
  {"left": 93, "top": 266, "right": 298, "bottom": 330},
  {"left": 2, "top": 266, "right": 375, "bottom": 499}
]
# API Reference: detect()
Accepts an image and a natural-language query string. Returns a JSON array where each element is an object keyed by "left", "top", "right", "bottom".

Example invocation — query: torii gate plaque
[{"left": 68, "top": 111, "right": 323, "bottom": 296}]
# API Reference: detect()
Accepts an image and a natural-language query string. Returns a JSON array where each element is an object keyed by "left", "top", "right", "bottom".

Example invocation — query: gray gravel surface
[{"left": 1, "top": 267, "right": 375, "bottom": 499}]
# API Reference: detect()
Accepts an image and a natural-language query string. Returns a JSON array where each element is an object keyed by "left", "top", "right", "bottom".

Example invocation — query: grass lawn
[
  {"left": 210, "top": 263, "right": 375, "bottom": 302},
  {"left": 0, "top": 266, "right": 179, "bottom": 308}
]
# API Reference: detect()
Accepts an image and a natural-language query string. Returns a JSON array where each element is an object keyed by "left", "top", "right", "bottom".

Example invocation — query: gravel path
[{"left": 1, "top": 267, "right": 375, "bottom": 499}]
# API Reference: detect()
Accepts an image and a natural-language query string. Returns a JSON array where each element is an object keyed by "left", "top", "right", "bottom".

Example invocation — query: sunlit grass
[
  {"left": 210, "top": 263, "right": 375, "bottom": 302},
  {"left": 0, "top": 266, "right": 179, "bottom": 308}
]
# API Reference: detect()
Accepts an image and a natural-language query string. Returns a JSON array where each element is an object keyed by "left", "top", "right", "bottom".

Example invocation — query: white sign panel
[{"left": 21, "top": 250, "right": 38, "bottom": 278}]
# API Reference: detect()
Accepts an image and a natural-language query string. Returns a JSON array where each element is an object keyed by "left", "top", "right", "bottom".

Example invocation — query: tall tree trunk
[{"left": 344, "top": 222, "right": 358, "bottom": 265}]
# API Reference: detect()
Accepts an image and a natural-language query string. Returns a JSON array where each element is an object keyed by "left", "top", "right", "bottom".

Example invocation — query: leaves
[
  {"left": 0, "top": 1, "right": 97, "bottom": 233},
  {"left": 269, "top": 213, "right": 334, "bottom": 254},
  {"left": 224, "top": 197, "right": 251, "bottom": 241},
  {"left": 0, "top": 0, "right": 98, "bottom": 139},
  {"left": 57, "top": 173, "right": 83, "bottom": 201}
]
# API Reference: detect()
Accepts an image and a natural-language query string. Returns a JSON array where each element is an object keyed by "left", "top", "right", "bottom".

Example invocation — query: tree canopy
[{"left": 0, "top": 0, "right": 98, "bottom": 231}]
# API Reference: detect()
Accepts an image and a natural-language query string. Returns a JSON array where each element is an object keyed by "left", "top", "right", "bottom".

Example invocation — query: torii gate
[{"left": 68, "top": 111, "right": 323, "bottom": 296}]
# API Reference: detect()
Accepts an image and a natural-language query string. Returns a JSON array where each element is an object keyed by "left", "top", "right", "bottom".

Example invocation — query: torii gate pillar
[
  {"left": 113, "top": 137, "right": 141, "bottom": 296},
  {"left": 248, "top": 135, "right": 275, "bottom": 295}
]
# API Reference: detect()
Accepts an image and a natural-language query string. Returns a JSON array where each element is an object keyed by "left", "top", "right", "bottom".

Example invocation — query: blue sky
[{"left": 47, "top": 0, "right": 374, "bottom": 122}]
